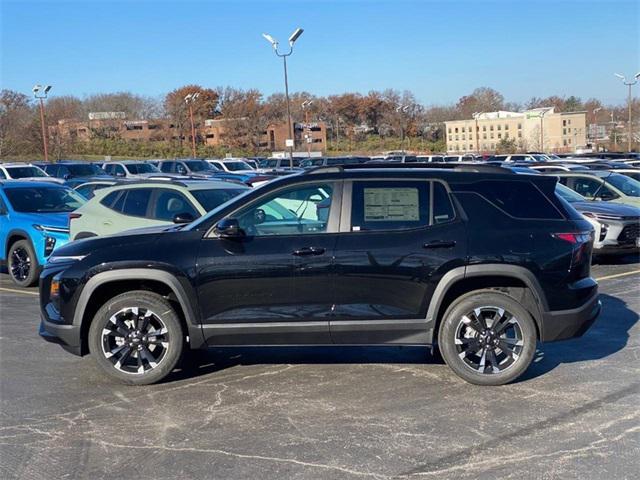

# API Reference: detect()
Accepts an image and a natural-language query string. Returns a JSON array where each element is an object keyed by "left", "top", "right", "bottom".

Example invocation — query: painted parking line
[
  {"left": 0, "top": 287, "right": 39, "bottom": 296},
  {"left": 595, "top": 270, "right": 640, "bottom": 282}
]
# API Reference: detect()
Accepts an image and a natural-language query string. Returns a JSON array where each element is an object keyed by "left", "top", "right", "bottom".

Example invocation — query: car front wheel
[
  {"left": 88, "top": 291, "right": 184, "bottom": 385},
  {"left": 8, "top": 240, "right": 39, "bottom": 287},
  {"left": 439, "top": 291, "right": 537, "bottom": 386}
]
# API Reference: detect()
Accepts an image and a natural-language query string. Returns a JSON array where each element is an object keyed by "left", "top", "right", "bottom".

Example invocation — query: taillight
[{"left": 552, "top": 232, "right": 592, "bottom": 244}]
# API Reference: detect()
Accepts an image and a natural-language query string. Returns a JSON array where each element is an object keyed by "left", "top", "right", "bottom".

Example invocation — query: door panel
[{"left": 330, "top": 222, "right": 467, "bottom": 344}]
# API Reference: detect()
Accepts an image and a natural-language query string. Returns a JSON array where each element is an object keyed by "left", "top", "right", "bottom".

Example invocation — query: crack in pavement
[{"left": 400, "top": 382, "right": 640, "bottom": 476}]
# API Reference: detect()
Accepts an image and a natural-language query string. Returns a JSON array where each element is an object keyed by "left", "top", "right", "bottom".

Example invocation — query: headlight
[{"left": 44, "top": 237, "right": 56, "bottom": 256}]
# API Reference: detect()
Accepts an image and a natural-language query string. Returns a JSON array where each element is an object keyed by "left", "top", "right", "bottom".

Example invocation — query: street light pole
[
  {"left": 302, "top": 100, "right": 313, "bottom": 157},
  {"left": 396, "top": 104, "right": 409, "bottom": 151},
  {"left": 472, "top": 112, "right": 482, "bottom": 153},
  {"left": 33, "top": 85, "right": 52, "bottom": 162},
  {"left": 262, "top": 28, "right": 304, "bottom": 167},
  {"left": 184, "top": 92, "right": 200, "bottom": 158},
  {"left": 614, "top": 72, "right": 640, "bottom": 152}
]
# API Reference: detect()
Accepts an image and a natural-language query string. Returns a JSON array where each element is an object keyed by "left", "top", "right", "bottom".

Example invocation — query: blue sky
[{"left": 1, "top": 0, "right": 638, "bottom": 105}]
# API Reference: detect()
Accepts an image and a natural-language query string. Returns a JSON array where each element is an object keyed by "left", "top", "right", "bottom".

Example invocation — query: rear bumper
[
  {"left": 541, "top": 291, "right": 601, "bottom": 342},
  {"left": 39, "top": 316, "right": 82, "bottom": 356}
]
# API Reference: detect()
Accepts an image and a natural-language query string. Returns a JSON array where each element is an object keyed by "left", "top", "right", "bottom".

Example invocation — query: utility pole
[
  {"left": 614, "top": 72, "right": 640, "bottom": 152},
  {"left": 262, "top": 28, "right": 304, "bottom": 167},
  {"left": 33, "top": 85, "right": 52, "bottom": 162},
  {"left": 184, "top": 92, "right": 200, "bottom": 158}
]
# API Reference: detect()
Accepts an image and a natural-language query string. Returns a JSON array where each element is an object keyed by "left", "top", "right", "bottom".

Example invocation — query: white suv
[
  {"left": 206, "top": 158, "right": 255, "bottom": 173},
  {"left": 0, "top": 163, "right": 61, "bottom": 183}
]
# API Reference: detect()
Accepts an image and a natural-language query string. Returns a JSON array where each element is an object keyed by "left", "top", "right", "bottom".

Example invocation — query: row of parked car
[{"left": 1, "top": 154, "right": 639, "bottom": 287}]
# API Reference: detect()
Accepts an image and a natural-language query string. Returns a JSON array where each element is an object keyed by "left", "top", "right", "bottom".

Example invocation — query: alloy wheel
[
  {"left": 10, "top": 247, "right": 31, "bottom": 282},
  {"left": 101, "top": 307, "right": 170, "bottom": 375},
  {"left": 454, "top": 306, "right": 525, "bottom": 374}
]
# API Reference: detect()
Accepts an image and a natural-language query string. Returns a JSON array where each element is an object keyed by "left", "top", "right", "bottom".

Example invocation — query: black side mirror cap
[
  {"left": 172, "top": 212, "right": 195, "bottom": 224},
  {"left": 215, "top": 218, "right": 243, "bottom": 238}
]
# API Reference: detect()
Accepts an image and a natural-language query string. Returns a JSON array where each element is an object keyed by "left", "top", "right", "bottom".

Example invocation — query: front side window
[
  {"left": 568, "top": 177, "right": 604, "bottom": 199},
  {"left": 152, "top": 190, "right": 198, "bottom": 221},
  {"left": 351, "top": 181, "right": 430, "bottom": 231},
  {"left": 160, "top": 162, "right": 174, "bottom": 173},
  {"left": 126, "top": 163, "right": 159, "bottom": 174},
  {"left": 236, "top": 183, "right": 333, "bottom": 236}
]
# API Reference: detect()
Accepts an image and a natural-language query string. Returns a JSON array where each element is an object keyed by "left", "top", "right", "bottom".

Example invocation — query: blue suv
[
  {"left": 0, "top": 181, "right": 85, "bottom": 286},
  {"left": 36, "top": 161, "right": 114, "bottom": 189}
]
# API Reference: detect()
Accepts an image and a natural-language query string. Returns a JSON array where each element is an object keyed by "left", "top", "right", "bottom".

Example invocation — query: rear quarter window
[{"left": 455, "top": 180, "right": 563, "bottom": 220}]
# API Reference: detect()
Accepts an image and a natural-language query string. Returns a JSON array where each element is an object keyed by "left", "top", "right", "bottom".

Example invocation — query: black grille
[{"left": 618, "top": 223, "right": 640, "bottom": 244}]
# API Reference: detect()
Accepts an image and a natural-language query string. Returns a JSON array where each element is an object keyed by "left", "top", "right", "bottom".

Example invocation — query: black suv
[{"left": 39, "top": 165, "right": 601, "bottom": 386}]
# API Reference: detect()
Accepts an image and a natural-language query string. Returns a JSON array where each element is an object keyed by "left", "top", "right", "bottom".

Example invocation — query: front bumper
[
  {"left": 39, "top": 315, "right": 82, "bottom": 356},
  {"left": 541, "top": 291, "right": 601, "bottom": 342}
]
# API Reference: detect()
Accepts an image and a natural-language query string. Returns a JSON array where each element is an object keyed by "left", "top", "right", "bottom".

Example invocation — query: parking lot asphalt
[{"left": 1, "top": 258, "right": 639, "bottom": 480}]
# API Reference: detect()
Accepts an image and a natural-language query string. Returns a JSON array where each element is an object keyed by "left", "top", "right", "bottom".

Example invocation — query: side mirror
[
  {"left": 63, "top": 173, "right": 72, "bottom": 180},
  {"left": 172, "top": 212, "right": 195, "bottom": 224},
  {"left": 215, "top": 218, "right": 243, "bottom": 238}
]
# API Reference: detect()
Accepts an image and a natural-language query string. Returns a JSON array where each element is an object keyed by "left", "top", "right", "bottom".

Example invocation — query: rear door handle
[
  {"left": 292, "top": 247, "right": 326, "bottom": 256},
  {"left": 423, "top": 240, "right": 456, "bottom": 249}
]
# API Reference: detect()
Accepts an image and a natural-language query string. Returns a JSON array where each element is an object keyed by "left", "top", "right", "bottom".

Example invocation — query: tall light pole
[
  {"left": 184, "top": 92, "right": 200, "bottom": 158},
  {"left": 472, "top": 112, "right": 483, "bottom": 153},
  {"left": 614, "top": 72, "right": 640, "bottom": 152},
  {"left": 33, "top": 84, "right": 52, "bottom": 162},
  {"left": 396, "top": 104, "right": 409, "bottom": 151},
  {"left": 301, "top": 100, "right": 313, "bottom": 157},
  {"left": 262, "top": 28, "right": 304, "bottom": 167}
]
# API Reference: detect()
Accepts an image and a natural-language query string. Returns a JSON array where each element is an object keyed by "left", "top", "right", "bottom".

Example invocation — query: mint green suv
[{"left": 69, "top": 180, "right": 248, "bottom": 239}]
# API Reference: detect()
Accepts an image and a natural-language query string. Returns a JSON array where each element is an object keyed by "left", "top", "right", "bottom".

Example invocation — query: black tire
[
  {"left": 8, "top": 239, "right": 39, "bottom": 287},
  {"left": 88, "top": 291, "right": 184, "bottom": 385},
  {"left": 438, "top": 290, "right": 537, "bottom": 386}
]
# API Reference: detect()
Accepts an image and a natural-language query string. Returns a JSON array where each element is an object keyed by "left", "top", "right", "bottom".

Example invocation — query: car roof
[
  {"left": 1, "top": 162, "right": 41, "bottom": 167},
  {"left": 93, "top": 179, "right": 246, "bottom": 193}
]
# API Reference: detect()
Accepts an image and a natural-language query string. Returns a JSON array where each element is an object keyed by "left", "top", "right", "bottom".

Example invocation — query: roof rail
[{"left": 306, "top": 162, "right": 512, "bottom": 175}]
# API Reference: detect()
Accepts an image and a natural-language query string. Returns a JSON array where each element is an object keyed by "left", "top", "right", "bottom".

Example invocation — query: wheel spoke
[
  {"left": 455, "top": 337, "right": 481, "bottom": 354},
  {"left": 486, "top": 349, "right": 500, "bottom": 373},
  {"left": 461, "top": 315, "right": 484, "bottom": 334},
  {"left": 493, "top": 314, "right": 515, "bottom": 335},
  {"left": 477, "top": 347, "right": 487, "bottom": 372},
  {"left": 140, "top": 346, "right": 158, "bottom": 369},
  {"left": 114, "top": 347, "right": 132, "bottom": 369}
]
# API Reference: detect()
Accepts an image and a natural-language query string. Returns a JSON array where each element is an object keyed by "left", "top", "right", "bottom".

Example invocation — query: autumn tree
[
  {"left": 164, "top": 85, "right": 219, "bottom": 147},
  {"left": 455, "top": 87, "right": 505, "bottom": 118},
  {"left": 0, "top": 89, "right": 40, "bottom": 158}
]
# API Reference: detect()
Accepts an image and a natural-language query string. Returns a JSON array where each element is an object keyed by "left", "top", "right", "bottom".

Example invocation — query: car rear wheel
[
  {"left": 88, "top": 291, "right": 184, "bottom": 385},
  {"left": 438, "top": 291, "right": 537, "bottom": 386},
  {"left": 8, "top": 240, "right": 39, "bottom": 287}
]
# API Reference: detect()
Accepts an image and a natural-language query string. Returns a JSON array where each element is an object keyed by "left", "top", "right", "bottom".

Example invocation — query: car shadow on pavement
[
  {"left": 167, "top": 293, "right": 637, "bottom": 384},
  {"left": 593, "top": 253, "right": 640, "bottom": 265},
  {"left": 521, "top": 293, "right": 639, "bottom": 381}
]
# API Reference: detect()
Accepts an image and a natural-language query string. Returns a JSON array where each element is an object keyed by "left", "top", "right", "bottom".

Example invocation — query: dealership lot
[{"left": 0, "top": 259, "right": 639, "bottom": 479}]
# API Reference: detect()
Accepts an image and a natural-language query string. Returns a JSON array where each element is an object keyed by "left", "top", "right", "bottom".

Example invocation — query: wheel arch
[
  {"left": 5, "top": 229, "right": 33, "bottom": 257},
  {"left": 426, "top": 264, "right": 548, "bottom": 345},
  {"left": 74, "top": 269, "right": 204, "bottom": 355}
]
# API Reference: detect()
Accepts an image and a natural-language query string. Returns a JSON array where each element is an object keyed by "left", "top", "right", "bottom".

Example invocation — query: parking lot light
[
  {"left": 262, "top": 27, "right": 304, "bottom": 167},
  {"left": 614, "top": 72, "right": 639, "bottom": 152},
  {"left": 33, "top": 84, "right": 52, "bottom": 162},
  {"left": 184, "top": 92, "right": 200, "bottom": 158}
]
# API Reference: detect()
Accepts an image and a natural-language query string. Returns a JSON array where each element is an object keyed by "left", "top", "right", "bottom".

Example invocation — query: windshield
[
  {"left": 605, "top": 173, "right": 640, "bottom": 197},
  {"left": 185, "top": 161, "right": 212, "bottom": 172},
  {"left": 556, "top": 184, "right": 585, "bottom": 203},
  {"left": 66, "top": 164, "right": 107, "bottom": 176},
  {"left": 191, "top": 188, "right": 247, "bottom": 211},
  {"left": 126, "top": 163, "right": 160, "bottom": 174},
  {"left": 187, "top": 187, "right": 255, "bottom": 230},
  {"left": 4, "top": 186, "right": 85, "bottom": 213},
  {"left": 224, "top": 161, "right": 252, "bottom": 171},
  {"left": 7, "top": 166, "right": 48, "bottom": 178},
  {"left": 532, "top": 155, "right": 547, "bottom": 162}
]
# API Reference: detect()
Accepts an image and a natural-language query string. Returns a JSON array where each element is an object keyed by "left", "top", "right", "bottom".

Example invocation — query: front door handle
[
  {"left": 423, "top": 240, "right": 456, "bottom": 249},
  {"left": 292, "top": 247, "right": 326, "bottom": 256}
]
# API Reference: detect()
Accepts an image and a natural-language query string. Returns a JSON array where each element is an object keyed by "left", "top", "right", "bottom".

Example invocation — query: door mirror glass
[
  {"left": 215, "top": 218, "right": 243, "bottom": 237},
  {"left": 173, "top": 212, "right": 195, "bottom": 224}
]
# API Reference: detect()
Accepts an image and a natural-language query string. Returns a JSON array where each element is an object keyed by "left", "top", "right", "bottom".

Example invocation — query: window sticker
[{"left": 363, "top": 188, "right": 419, "bottom": 222}]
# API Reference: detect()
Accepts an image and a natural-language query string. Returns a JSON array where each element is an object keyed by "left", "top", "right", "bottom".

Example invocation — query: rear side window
[
  {"left": 432, "top": 182, "right": 455, "bottom": 224},
  {"left": 100, "top": 191, "right": 121, "bottom": 209},
  {"left": 351, "top": 181, "right": 430, "bottom": 231},
  {"left": 121, "top": 188, "right": 152, "bottom": 217},
  {"left": 458, "top": 180, "right": 562, "bottom": 219},
  {"left": 160, "top": 162, "right": 174, "bottom": 173}
]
